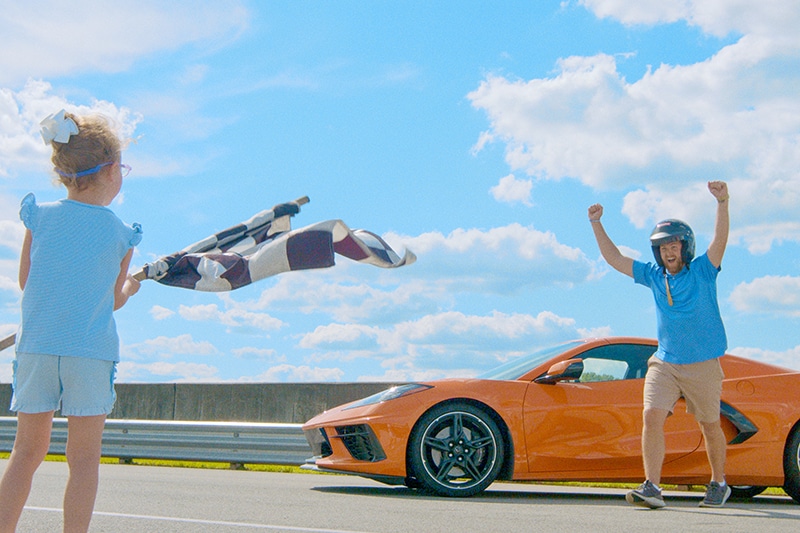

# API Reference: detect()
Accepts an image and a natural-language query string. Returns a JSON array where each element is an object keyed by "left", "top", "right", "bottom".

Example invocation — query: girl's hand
[
  {"left": 123, "top": 275, "right": 141, "bottom": 298},
  {"left": 588, "top": 204, "right": 604, "bottom": 221}
]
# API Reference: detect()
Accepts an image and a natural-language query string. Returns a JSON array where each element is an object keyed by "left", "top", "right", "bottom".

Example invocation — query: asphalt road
[{"left": 4, "top": 459, "right": 800, "bottom": 532}]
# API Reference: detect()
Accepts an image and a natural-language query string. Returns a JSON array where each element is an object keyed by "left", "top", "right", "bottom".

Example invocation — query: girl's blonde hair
[{"left": 51, "top": 112, "right": 121, "bottom": 191}]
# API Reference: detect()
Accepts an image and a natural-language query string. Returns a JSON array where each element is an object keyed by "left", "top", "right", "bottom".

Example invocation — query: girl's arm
[
  {"left": 114, "top": 248, "right": 140, "bottom": 310},
  {"left": 19, "top": 230, "right": 32, "bottom": 290}
]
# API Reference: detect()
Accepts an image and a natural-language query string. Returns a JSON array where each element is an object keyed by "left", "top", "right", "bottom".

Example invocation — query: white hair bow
[{"left": 40, "top": 109, "right": 79, "bottom": 145}]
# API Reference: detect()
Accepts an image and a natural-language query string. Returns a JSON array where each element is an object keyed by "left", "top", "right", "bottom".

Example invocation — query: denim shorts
[{"left": 11, "top": 352, "right": 117, "bottom": 416}]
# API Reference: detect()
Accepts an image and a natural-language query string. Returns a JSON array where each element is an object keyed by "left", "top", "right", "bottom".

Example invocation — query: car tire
[
  {"left": 784, "top": 427, "right": 800, "bottom": 504},
  {"left": 407, "top": 402, "right": 504, "bottom": 497},
  {"left": 729, "top": 485, "right": 767, "bottom": 499},
  {"left": 403, "top": 476, "right": 423, "bottom": 490}
]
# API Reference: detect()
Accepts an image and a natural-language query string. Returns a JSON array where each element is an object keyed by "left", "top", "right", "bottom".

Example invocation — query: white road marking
[{"left": 25, "top": 506, "right": 376, "bottom": 533}]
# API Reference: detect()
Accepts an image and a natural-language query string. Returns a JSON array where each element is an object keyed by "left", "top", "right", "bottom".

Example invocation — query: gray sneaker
[
  {"left": 626, "top": 480, "right": 666, "bottom": 509},
  {"left": 699, "top": 481, "right": 731, "bottom": 508}
]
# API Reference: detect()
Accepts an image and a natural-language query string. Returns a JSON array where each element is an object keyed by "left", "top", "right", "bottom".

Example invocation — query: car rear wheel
[
  {"left": 729, "top": 486, "right": 767, "bottom": 499},
  {"left": 784, "top": 427, "right": 800, "bottom": 504},
  {"left": 407, "top": 402, "right": 504, "bottom": 497}
]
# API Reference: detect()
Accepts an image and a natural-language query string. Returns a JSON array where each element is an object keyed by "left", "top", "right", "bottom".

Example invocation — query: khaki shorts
[{"left": 643, "top": 356, "right": 724, "bottom": 423}]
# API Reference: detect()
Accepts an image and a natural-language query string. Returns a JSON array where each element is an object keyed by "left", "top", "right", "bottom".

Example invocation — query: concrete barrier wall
[{"left": 0, "top": 382, "right": 400, "bottom": 423}]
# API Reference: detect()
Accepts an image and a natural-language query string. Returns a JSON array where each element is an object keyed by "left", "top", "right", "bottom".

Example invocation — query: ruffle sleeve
[
  {"left": 19, "top": 193, "right": 38, "bottom": 229},
  {"left": 129, "top": 222, "right": 143, "bottom": 247}
]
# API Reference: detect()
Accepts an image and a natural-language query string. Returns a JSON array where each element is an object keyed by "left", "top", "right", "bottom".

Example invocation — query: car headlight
[{"left": 344, "top": 384, "right": 432, "bottom": 410}]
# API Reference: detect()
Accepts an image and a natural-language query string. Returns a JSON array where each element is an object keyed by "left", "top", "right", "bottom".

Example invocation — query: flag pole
[{"left": 0, "top": 333, "right": 15, "bottom": 352}]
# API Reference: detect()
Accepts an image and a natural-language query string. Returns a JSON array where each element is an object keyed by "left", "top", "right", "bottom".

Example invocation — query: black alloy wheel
[
  {"left": 407, "top": 402, "right": 504, "bottom": 497},
  {"left": 783, "top": 427, "right": 800, "bottom": 504}
]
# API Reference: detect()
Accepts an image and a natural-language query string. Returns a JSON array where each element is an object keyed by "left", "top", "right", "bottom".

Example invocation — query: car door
[{"left": 522, "top": 343, "right": 703, "bottom": 474}]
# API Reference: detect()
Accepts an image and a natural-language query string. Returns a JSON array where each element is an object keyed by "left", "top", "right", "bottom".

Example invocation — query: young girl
[{"left": 0, "top": 110, "right": 142, "bottom": 532}]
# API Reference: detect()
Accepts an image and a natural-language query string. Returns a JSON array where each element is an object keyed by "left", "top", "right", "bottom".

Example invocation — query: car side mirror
[{"left": 534, "top": 359, "right": 584, "bottom": 385}]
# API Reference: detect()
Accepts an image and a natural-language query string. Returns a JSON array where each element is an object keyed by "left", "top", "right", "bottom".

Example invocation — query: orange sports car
[{"left": 302, "top": 337, "right": 800, "bottom": 501}]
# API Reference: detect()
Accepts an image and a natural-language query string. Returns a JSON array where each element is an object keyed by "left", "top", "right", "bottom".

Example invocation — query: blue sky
[{"left": 1, "top": 0, "right": 800, "bottom": 383}]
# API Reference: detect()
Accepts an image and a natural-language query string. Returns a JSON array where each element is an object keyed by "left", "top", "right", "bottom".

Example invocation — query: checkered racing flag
[{"left": 134, "top": 196, "right": 415, "bottom": 291}]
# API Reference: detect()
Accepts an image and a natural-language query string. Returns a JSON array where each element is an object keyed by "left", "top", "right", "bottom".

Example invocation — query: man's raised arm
[
  {"left": 706, "top": 181, "right": 730, "bottom": 269},
  {"left": 589, "top": 203, "right": 634, "bottom": 278}
]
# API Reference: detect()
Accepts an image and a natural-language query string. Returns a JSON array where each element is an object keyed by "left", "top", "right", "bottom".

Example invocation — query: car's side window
[
  {"left": 580, "top": 358, "right": 629, "bottom": 382},
  {"left": 578, "top": 344, "right": 656, "bottom": 382}
]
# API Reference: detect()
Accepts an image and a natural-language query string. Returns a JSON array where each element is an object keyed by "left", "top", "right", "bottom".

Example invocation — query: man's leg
[
  {"left": 0, "top": 411, "right": 54, "bottom": 533},
  {"left": 642, "top": 407, "right": 670, "bottom": 485},
  {"left": 698, "top": 418, "right": 730, "bottom": 507},
  {"left": 626, "top": 406, "right": 670, "bottom": 508},
  {"left": 683, "top": 358, "right": 728, "bottom": 507},
  {"left": 699, "top": 418, "right": 727, "bottom": 483}
]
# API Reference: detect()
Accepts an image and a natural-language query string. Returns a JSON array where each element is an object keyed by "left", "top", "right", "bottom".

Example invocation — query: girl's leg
[
  {"left": 62, "top": 414, "right": 106, "bottom": 533},
  {"left": 0, "top": 411, "right": 54, "bottom": 533}
]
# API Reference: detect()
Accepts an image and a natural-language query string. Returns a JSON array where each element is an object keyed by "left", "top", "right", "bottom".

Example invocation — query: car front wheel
[
  {"left": 407, "top": 402, "right": 504, "bottom": 497},
  {"left": 784, "top": 427, "right": 800, "bottom": 504}
]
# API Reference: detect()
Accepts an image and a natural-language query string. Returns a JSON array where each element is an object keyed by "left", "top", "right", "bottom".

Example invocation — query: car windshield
[{"left": 477, "top": 340, "right": 585, "bottom": 381}]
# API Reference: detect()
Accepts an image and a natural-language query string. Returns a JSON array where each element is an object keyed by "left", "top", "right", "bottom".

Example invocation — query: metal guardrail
[{"left": 0, "top": 417, "right": 310, "bottom": 466}]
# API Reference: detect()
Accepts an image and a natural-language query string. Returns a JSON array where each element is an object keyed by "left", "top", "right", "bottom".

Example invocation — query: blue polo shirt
[
  {"left": 16, "top": 193, "right": 142, "bottom": 362},
  {"left": 633, "top": 253, "right": 727, "bottom": 364}
]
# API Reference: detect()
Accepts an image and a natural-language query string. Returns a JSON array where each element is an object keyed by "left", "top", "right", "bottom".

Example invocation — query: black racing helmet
[{"left": 650, "top": 219, "right": 695, "bottom": 267}]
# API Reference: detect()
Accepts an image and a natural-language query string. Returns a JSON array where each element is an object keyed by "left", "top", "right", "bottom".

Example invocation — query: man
[{"left": 588, "top": 181, "right": 730, "bottom": 509}]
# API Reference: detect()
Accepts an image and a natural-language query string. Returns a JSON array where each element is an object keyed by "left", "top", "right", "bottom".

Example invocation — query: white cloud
[
  {"left": 0, "top": 81, "right": 60, "bottom": 176},
  {"left": 621, "top": 183, "right": 711, "bottom": 230},
  {"left": 730, "top": 345, "right": 800, "bottom": 371},
  {"left": 0, "top": 2, "right": 246, "bottom": 181},
  {"left": 177, "top": 303, "right": 285, "bottom": 331},
  {"left": 116, "top": 360, "right": 220, "bottom": 382},
  {"left": 298, "top": 309, "right": 585, "bottom": 380},
  {"left": 0, "top": 1, "right": 250, "bottom": 85},
  {"left": 396, "top": 224, "right": 591, "bottom": 293},
  {"left": 395, "top": 310, "right": 577, "bottom": 344},
  {"left": 231, "top": 346, "right": 285, "bottom": 362},
  {"left": 578, "top": 0, "right": 694, "bottom": 27},
  {"left": 7, "top": 1, "right": 796, "bottom": 385},
  {"left": 0, "top": 258, "right": 21, "bottom": 294},
  {"left": 300, "top": 323, "right": 382, "bottom": 351},
  {"left": 0, "top": 80, "right": 144, "bottom": 177},
  {"left": 214, "top": 224, "right": 593, "bottom": 327},
  {"left": 730, "top": 222, "right": 800, "bottom": 255},
  {"left": 227, "top": 273, "right": 446, "bottom": 324},
  {"left": 248, "top": 364, "right": 345, "bottom": 383},
  {"left": 130, "top": 221, "right": 596, "bottom": 380},
  {"left": 0, "top": 195, "right": 24, "bottom": 227},
  {"left": 729, "top": 275, "right": 800, "bottom": 316},
  {"left": 131, "top": 333, "right": 219, "bottom": 357},
  {"left": 580, "top": 0, "right": 800, "bottom": 41},
  {"left": 622, "top": 177, "right": 800, "bottom": 250},
  {"left": 356, "top": 361, "right": 476, "bottom": 383},
  {"left": 577, "top": 325, "right": 614, "bottom": 338},
  {"left": 149, "top": 305, "right": 175, "bottom": 320},
  {"left": 469, "top": 49, "right": 800, "bottom": 189},
  {"left": 469, "top": 1, "right": 800, "bottom": 252},
  {"left": 490, "top": 174, "right": 533, "bottom": 206},
  {"left": 407, "top": 224, "right": 579, "bottom": 259},
  {"left": 0, "top": 322, "right": 16, "bottom": 339}
]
